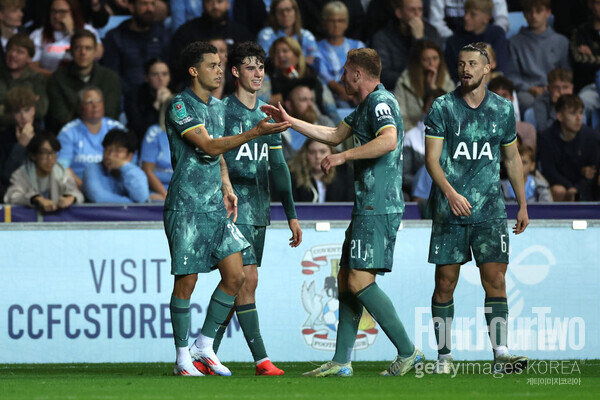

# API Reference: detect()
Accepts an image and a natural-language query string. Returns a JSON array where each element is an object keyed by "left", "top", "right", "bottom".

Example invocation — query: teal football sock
[
  {"left": 201, "top": 287, "right": 236, "bottom": 338},
  {"left": 485, "top": 297, "right": 508, "bottom": 349},
  {"left": 237, "top": 303, "right": 268, "bottom": 361},
  {"left": 356, "top": 283, "right": 415, "bottom": 358},
  {"left": 432, "top": 297, "right": 454, "bottom": 355},
  {"left": 170, "top": 295, "right": 191, "bottom": 348},
  {"left": 332, "top": 292, "right": 363, "bottom": 364}
]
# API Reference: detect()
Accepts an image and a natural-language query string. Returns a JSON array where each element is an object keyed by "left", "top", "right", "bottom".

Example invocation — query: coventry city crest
[{"left": 300, "top": 244, "right": 379, "bottom": 351}]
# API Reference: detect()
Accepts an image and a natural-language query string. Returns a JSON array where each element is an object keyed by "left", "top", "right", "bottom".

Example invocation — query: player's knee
[
  {"left": 173, "top": 274, "right": 198, "bottom": 299},
  {"left": 224, "top": 270, "right": 246, "bottom": 292},
  {"left": 483, "top": 272, "right": 505, "bottom": 292},
  {"left": 244, "top": 272, "right": 258, "bottom": 292},
  {"left": 434, "top": 275, "right": 458, "bottom": 296}
]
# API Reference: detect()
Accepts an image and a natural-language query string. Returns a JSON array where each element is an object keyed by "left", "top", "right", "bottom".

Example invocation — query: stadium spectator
[
  {"left": 429, "top": 0, "right": 509, "bottom": 38},
  {"left": 371, "top": 0, "right": 442, "bottom": 90},
  {"left": 280, "top": 80, "right": 335, "bottom": 158},
  {"left": 4, "top": 130, "right": 83, "bottom": 210},
  {"left": 393, "top": 40, "right": 454, "bottom": 132},
  {"left": 0, "top": 33, "right": 47, "bottom": 126},
  {"left": 316, "top": 1, "right": 365, "bottom": 108},
  {"left": 364, "top": 0, "right": 396, "bottom": 41},
  {"left": 103, "top": 0, "right": 168, "bottom": 19},
  {"left": 507, "top": 0, "right": 570, "bottom": 113},
  {"left": 23, "top": 0, "right": 110, "bottom": 30},
  {"left": 140, "top": 99, "right": 171, "bottom": 201},
  {"left": 171, "top": 0, "right": 267, "bottom": 37},
  {"left": 501, "top": 144, "right": 551, "bottom": 202},
  {"left": 83, "top": 128, "right": 149, "bottom": 203},
  {"left": 101, "top": 0, "right": 169, "bottom": 98},
  {"left": 530, "top": 68, "right": 573, "bottom": 132},
  {"left": 261, "top": 37, "right": 340, "bottom": 125},
  {"left": 285, "top": 139, "right": 354, "bottom": 202},
  {"left": 124, "top": 57, "right": 171, "bottom": 144},
  {"left": 570, "top": 0, "right": 600, "bottom": 128},
  {"left": 169, "top": 1, "right": 253, "bottom": 89},
  {"left": 47, "top": 29, "right": 121, "bottom": 135},
  {"left": 29, "top": 0, "right": 102, "bottom": 78},
  {"left": 481, "top": 43, "right": 522, "bottom": 121},
  {"left": 0, "top": 85, "right": 37, "bottom": 198},
  {"left": 488, "top": 75, "right": 537, "bottom": 150},
  {"left": 402, "top": 88, "right": 445, "bottom": 198},
  {"left": 57, "top": 86, "right": 125, "bottom": 188},
  {"left": 444, "top": 0, "right": 509, "bottom": 83},
  {"left": 538, "top": 94, "right": 600, "bottom": 201},
  {"left": 208, "top": 37, "right": 233, "bottom": 99},
  {"left": 0, "top": 0, "right": 25, "bottom": 64},
  {"left": 297, "top": 0, "right": 366, "bottom": 41},
  {"left": 257, "top": 0, "right": 320, "bottom": 65}
]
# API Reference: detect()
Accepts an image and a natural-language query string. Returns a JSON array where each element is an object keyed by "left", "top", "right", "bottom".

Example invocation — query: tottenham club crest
[{"left": 300, "top": 244, "right": 378, "bottom": 351}]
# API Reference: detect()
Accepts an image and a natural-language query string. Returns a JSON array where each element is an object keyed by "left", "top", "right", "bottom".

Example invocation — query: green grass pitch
[{"left": 1, "top": 361, "right": 599, "bottom": 400}]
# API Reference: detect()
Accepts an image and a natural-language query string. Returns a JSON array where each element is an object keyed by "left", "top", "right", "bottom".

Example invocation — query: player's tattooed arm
[{"left": 184, "top": 120, "right": 290, "bottom": 157}]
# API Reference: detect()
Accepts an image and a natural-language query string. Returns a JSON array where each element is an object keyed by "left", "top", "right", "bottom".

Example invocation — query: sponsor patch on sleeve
[{"left": 374, "top": 102, "right": 393, "bottom": 121}]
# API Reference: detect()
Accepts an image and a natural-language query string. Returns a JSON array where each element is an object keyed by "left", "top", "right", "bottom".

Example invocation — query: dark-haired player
[{"left": 164, "top": 41, "right": 290, "bottom": 376}]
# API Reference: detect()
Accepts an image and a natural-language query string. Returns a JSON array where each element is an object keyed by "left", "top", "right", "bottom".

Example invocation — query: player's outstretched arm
[
  {"left": 220, "top": 155, "right": 238, "bottom": 223},
  {"left": 261, "top": 103, "right": 350, "bottom": 146},
  {"left": 501, "top": 142, "right": 529, "bottom": 234},
  {"left": 425, "top": 137, "right": 472, "bottom": 217},
  {"left": 321, "top": 127, "right": 397, "bottom": 174},
  {"left": 184, "top": 117, "right": 291, "bottom": 157}
]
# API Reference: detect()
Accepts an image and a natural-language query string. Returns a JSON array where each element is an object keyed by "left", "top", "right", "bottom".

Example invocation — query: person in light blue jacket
[
  {"left": 83, "top": 128, "right": 149, "bottom": 203},
  {"left": 57, "top": 86, "right": 125, "bottom": 188}
]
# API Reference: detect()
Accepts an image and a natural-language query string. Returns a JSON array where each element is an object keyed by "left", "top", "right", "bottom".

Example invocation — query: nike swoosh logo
[{"left": 455, "top": 122, "right": 461, "bottom": 136}]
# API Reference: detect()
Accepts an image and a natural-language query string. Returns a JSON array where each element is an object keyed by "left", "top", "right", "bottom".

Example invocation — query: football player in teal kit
[
  {"left": 210, "top": 41, "right": 302, "bottom": 376},
  {"left": 164, "top": 41, "right": 290, "bottom": 377},
  {"left": 425, "top": 42, "right": 529, "bottom": 374},
  {"left": 263, "top": 48, "right": 423, "bottom": 377}
]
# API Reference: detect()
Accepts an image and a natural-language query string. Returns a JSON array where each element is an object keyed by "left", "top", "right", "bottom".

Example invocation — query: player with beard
[
  {"left": 203, "top": 41, "right": 302, "bottom": 376},
  {"left": 424, "top": 42, "right": 529, "bottom": 374}
]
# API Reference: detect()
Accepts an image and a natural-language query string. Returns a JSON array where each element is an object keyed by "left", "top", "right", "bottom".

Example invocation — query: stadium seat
[
  {"left": 98, "top": 15, "right": 131, "bottom": 39},
  {"left": 507, "top": 12, "right": 527, "bottom": 38}
]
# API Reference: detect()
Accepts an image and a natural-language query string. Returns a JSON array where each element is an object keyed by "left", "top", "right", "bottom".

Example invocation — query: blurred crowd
[{"left": 0, "top": 0, "right": 599, "bottom": 213}]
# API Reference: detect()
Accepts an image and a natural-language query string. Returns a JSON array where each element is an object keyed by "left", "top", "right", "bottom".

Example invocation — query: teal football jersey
[
  {"left": 222, "top": 95, "right": 281, "bottom": 226},
  {"left": 164, "top": 88, "right": 226, "bottom": 213},
  {"left": 424, "top": 88, "right": 517, "bottom": 224},
  {"left": 343, "top": 84, "right": 404, "bottom": 215}
]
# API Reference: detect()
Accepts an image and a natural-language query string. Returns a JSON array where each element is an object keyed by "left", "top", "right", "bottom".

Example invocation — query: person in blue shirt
[
  {"left": 257, "top": 0, "right": 319, "bottom": 65},
  {"left": 140, "top": 102, "right": 173, "bottom": 201},
  {"left": 316, "top": 1, "right": 365, "bottom": 108},
  {"left": 82, "top": 128, "right": 149, "bottom": 203},
  {"left": 57, "top": 85, "right": 125, "bottom": 188}
]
